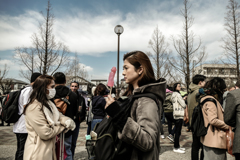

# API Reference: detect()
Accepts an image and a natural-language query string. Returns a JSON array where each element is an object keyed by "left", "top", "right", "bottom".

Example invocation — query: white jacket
[{"left": 171, "top": 92, "right": 186, "bottom": 119}]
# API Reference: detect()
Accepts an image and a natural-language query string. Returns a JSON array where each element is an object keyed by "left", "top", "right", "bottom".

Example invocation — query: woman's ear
[{"left": 138, "top": 66, "right": 143, "bottom": 75}]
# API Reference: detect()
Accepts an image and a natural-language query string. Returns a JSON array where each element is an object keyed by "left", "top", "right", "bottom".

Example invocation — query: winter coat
[
  {"left": 224, "top": 89, "right": 240, "bottom": 154},
  {"left": 55, "top": 85, "right": 78, "bottom": 137},
  {"left": 106, "top": 79, "right": 166, "bottom": 160},
  {"left": 187, "top": 83, "right": 201, "bottom": 126},
  {"left": 222, "top": 91, "right": 229, "bottom": 110},
  {"left": 92, "top": 96, "right": 106, "bottom": 119},
  {"left": 171, "top": 91, "right": 186, "bottom": 119},
  {"left": 200, "top": 96, "right": 229, "bottom": 149},
  {"left": 24, "top": 100, "right": 72, "bottom": 160},
  {"left": 163, "top": 89, "right": 173, "bottom": 113}
]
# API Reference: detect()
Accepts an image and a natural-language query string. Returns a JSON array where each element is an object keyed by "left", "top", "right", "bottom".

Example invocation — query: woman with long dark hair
[
  {"left": 200, "top": 77, "right": 229, "bottom": 160},
  {"left": 23, "top": 75, "right": 75, "bottom": 160},
  {"left": 171, "top": 83, "right": 186, "bottom": 153},
  {"left": 104, "top": 51, "right": 166, "bottom": 160},
  {"left": 91, "top": 83, "right": 107, "bottom": 131}
]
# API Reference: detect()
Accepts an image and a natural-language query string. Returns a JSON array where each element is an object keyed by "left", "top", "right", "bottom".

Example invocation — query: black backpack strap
[{"left": 200, "top": 97, "right": 218, "bottom": 132}]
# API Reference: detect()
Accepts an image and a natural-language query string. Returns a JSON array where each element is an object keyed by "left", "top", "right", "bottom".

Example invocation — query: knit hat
[{"left": 30, "top": 72, "right": 42, "bottom": 83}]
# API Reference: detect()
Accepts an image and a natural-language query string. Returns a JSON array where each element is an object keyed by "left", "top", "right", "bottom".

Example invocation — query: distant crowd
[{"left": 0, "top": 51, "right": 239, "bottom": 160}]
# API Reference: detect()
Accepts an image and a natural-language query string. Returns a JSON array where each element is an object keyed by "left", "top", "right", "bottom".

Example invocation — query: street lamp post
[{"left": 114, "top": 25, "right": 124, "bottom": 98}]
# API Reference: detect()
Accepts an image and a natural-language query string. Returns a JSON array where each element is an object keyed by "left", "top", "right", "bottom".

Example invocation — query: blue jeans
[
  {"left": 91, "top": 119, "right": 103, "bottom": 131},
  {"left": 64, "top": 135, "right": 73, "bottom": 160},
  {"left": 71, "top": 120, "right": 80, "bottom": 158}
]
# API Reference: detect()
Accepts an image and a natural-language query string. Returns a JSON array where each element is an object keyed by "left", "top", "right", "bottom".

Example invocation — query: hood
[
  {"left": 188, "top": 82, "right": 200, "bottom": 93},
  {"left": 92, "top": 95, "right": 103, "bottom": 106},
  {"left": 55, "top": 85, "right": 71, "bottom": 98},
  {"left": 166, "top": 89, "right": 172, "bottom": 93},
  {"left": 133, "top": 79, "right": 166, "bottom": 103}
]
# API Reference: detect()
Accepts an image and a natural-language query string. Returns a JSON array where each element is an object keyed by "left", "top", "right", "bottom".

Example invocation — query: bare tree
[
  {"left": 148, "top": 26, "right": 170, "bottom": 79},
  {"left": 65, "top": 53, "right": 89, "bottom": 85},
  {"left": 0, "top": 63, "right": 13, "bottom": 94},
  {"left": 14, "top": 1, "right": 69, "bottom": 78},
  {"left": 221, "top": 0, "right": 240, "bottom": 78},
  {"left": 169, "top": 0, "right": 206, "bottom": 92}
]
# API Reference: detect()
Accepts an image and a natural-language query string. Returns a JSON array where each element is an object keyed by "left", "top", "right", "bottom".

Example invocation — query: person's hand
[
  {"left": 105, "top": 94, "right": 115, "bottom": 109},
  {"left": 64, "top": 119, "right": 76, "bottom": 131}
]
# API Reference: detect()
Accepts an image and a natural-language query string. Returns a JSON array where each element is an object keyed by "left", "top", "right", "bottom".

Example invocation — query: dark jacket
[
  {"left": 92, "top": 96, "right": 106, "bottom": 119},
  {"left": 187, "top": 83, "right": 201, "bottom": 126},
  {"left": 163, "top": 90, "right": 173, "bottom": 113},
  {"left": 106, "top": 79, "right": 166, "bottom": 160},
  {"left": 224, "top": 89, "right": 240, "bottom": 154},
  {"left": 76, "top": 92, "right": 86, "bottom": 123},
  {"left": 54, "top": 85, "right": 78, "bottom": 137}
]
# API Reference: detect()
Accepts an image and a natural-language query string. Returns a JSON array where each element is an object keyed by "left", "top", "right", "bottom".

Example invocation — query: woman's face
[
  {"left": 122, "top": 60, "right": 140, "bottom": 86},
  {"left": 46, "top": 80, "right": 55, "bottom": 93},
  {"left": 176, "top": 84, "right": 181, "bottom": 91}
]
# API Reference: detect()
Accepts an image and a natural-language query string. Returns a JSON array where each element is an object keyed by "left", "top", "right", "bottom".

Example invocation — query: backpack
[
  {"left": 92, "top": 93, "right": 160, "bottom": 160},
  {"left": 190, "top": 97, "right": 217, "bottom": 137},
  {"left": 1, "top": 87, "right": 27, "bottom": 123},
  {"left": 54, "top": 90, "right": 71, "bottom": 115}
]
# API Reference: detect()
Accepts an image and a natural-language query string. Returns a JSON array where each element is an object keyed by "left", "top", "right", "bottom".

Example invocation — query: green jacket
[
  {"left": 187, "top": 83, "right": 200, "bottom": 126},
  {"left": 163, "top": 92, "right": 173, "bottom": 113}
]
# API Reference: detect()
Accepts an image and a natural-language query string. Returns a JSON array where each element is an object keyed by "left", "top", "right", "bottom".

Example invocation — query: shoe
[
  {"left": 173, "top": 148, "right": 185, "bottom": 153},
  {"left": 160, "top": 135, "right": 165, "bottom": 139},
  {"left": 179, "top": 147, "right": 185, "bottom": 151},
  {"left": 167, "top": 134, "right": 174, "bottom": 142}
]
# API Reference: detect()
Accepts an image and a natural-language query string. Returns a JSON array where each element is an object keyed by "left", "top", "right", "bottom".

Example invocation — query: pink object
[{"left": 107, "top": 67, "right": 117, "bottom": 87}]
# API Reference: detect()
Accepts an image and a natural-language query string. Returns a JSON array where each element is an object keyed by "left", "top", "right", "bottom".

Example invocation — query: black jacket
[
  {"left": 92, "top": 96, "right": 106, "bottom": 119},
  {"left": 76, "top": 92, "right": 86, "bottom": 123},
  {"left": 54, "top": 85, "right": 78, "bottom": 137}
]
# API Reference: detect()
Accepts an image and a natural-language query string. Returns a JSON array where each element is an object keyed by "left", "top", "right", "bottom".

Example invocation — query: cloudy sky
[{"left": 0, "top": 0, "right": 229, "bottom": 83}]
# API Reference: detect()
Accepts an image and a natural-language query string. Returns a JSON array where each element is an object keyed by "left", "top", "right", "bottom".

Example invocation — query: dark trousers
[
  {"left": 191, "top": 132, "right": 204, "bottom": 160},
  {"left": 165, "top": 112, "right": 176, "bottom": 136},
  {"left": 87, "top": 121, "right": 91, "bottom": 135},
  {"left": 71, "top": 120, "right": 80, "bottom": 158},
  {"left": 235, "top": 153, "right": 240, "bottom": 160},
  {"left": 174, "top": 119, "right": 183, "bottom": 148},
  {"left": 15, "top": 133, "right": 28, "bottom": 160}
]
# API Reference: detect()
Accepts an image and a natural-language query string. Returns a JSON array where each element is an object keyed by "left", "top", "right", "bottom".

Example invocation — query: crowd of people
[{"left": 0, "top": 50, "right": 239, "bottom": 160}]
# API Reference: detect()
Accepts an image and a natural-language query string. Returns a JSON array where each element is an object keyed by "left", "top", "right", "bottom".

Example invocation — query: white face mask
[{"left": 47, "top": 88, "right": 56, "bottom": 99}]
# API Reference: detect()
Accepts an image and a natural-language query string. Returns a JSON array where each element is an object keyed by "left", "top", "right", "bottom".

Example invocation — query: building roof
[
  {"left": 2, "top": 78, "right": 28, "bottom": 84},
  {"left": 197, "top": 64, "right": 236, "bottom": 68}
]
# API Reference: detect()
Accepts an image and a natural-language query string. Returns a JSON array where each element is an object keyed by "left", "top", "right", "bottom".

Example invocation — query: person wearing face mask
[
  {"left": 105, "top": 51, "right": 166, "bottom": 160},
  {"left": 13, "top": 72, "right": 42, "bottom": 160},
  {"left": 23, "top": 75, "right": 76, "bottom": 160},
  {"left": 53, "top": 72, "right": 78, "bottom": 160}
]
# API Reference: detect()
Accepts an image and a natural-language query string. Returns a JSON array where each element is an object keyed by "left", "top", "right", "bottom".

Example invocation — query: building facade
[{"left": 194, "top": 64, "right": 238, "bottom": 84}]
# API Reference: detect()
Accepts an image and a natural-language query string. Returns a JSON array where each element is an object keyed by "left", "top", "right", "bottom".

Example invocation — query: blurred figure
[
  {"left": 14, "top": 72, "right": 42, "bottom": 160},
  {"left": 53, "top": 72, "right": 78, "bottom": 160},
  {"left": 171, "top": 83, "right": 186, "bottom": 154},
  {"left": 225, "top": 84, "right": 240, "bottom": 160},
  {"left": 200, "top": 77, "right": 229, "bottom": 160},
  {"left": 91, "top": 83, "right": 107, "bottom": 131},
  {"left": 187, "top": 74, "right": 206, "bottom": 160},
  {"left": 23, "top": 75, "right": 75, "bottom": 160},
  {"left": 222, "top": 83, "right": 235, "bottom": 110},
  {"left": 70, "top": 81, "right": 86, "bottom": 157}
]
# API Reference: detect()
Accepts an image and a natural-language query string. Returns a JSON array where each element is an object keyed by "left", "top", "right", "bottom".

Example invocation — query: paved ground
[{"left": 0, "top": 123, "right": 235, "bottom": 160}]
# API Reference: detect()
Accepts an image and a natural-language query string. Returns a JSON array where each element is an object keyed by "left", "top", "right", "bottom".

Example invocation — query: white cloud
[{"left": 0, "top": 0, "right": 230, "bottom": 62}]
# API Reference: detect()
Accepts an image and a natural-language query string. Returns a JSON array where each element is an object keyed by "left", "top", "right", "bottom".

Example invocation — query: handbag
[
  {"left": 172, "top": 95, "right": 184, "bottom": 119},
  {"left": 226, "top": 127, "right": 234, "bottom": 156}
]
